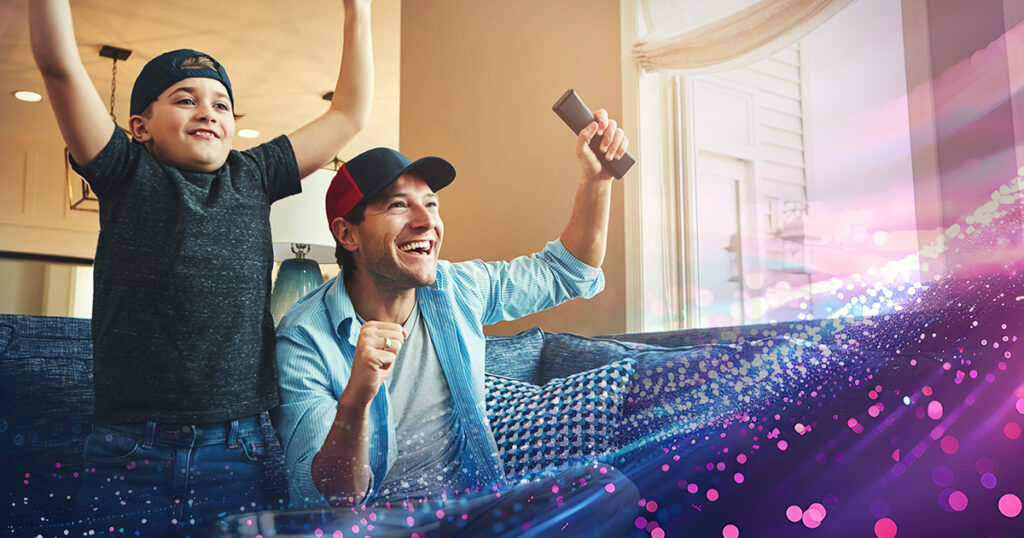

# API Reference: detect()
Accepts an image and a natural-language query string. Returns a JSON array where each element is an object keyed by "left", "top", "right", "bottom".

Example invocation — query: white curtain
[{"left": 633, "top": 0, "right": 856, "bottom": 75}]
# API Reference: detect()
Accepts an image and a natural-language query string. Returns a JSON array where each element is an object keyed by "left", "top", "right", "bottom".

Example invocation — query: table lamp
[{"left": 269, "top": 167, "right": 338, "bottom": 325}]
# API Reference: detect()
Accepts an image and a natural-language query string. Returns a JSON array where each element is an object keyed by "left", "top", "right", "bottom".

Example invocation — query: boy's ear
[
  {"left": 128, "top": 115, "right": 151, "bottom": 142},
  {"left": 331, "top": 218, "right": 359, "bottom": 253}
]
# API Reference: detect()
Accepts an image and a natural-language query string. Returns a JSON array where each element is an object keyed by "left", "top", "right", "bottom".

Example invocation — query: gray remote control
[{"left": 553, "top": 89, "right": 636, "bottom": 179}]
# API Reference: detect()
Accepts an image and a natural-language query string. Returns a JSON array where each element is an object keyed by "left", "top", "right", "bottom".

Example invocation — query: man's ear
[
  {"left": 331, "top": 217, "right": 359, "bottom": 253},
  {"left": 128, "top": 115, "right": 151, "bottom": 142}
]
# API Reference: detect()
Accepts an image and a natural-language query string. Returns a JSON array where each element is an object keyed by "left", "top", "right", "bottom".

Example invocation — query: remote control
[{"left": 552, "top": 89, "right": 636, "bottom": 179}]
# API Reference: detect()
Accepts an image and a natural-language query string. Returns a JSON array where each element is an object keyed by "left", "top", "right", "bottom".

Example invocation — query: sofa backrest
[{"left": 0, "top": 314, "right": 93, "bottom": 532}]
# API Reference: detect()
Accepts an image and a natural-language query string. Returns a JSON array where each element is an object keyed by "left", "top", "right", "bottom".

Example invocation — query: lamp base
[{"left": 270, "top": 257, "right": 325, "bottom": 325}]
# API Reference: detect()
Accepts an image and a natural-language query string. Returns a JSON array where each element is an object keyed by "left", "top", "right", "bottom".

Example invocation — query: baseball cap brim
[{"left": 325, "top": 148, "right": 456, "bottom": 224}]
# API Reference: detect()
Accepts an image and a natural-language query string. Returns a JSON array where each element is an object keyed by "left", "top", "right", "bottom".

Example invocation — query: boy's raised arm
[
  {"left": 30, "top": 0, "right": 115, "bottom": 167},
  {"left": 290, "top": 0, "right": 374, "bottom": 178}
]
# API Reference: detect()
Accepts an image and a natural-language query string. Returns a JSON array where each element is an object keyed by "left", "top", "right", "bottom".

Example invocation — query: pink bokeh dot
[
  {"left": 314, "top": 529, "right": 323, "bottom": 537},
  {"left": 998, "top": 494, "right": 1022, "bottom": 517},
  {"left": 435, "top": 509, "right": 445, "bottom": 519},
  {"left": 406, "top": 517, "right": 415, "bottom": 527},
  {"left": 948, "top": 490, "right": 968, "bottom": 512},
  {"left": 777, "top": 440, "right": 789, "bottom": 451},
  {"left": 634, "top": 517, "right": 648, "bottom": 529},
  {"left": 874, "top": 517, "right": 897, "bottom": 538},
  {"left": 1016, "top": 399, "right": 1024, "bottom": 415},
  {"left": 734, "top": 473, "right": 745, "bottom": 484},
  {"left": 802, "top": 511, "right": 822, "bottom": 529},
  {"left": 662, "top": 464, "right": 670, "bottom": 472},
  {"left": 722, "top": 524, "right": 739, "bottom": 538},
  {"left": 940, "top": 436, "right": 959, "bottom": 454},
  {"left": 333, "top": 531, "right": 343, "bottom": 538},
  {"left": 687, "top": 483, "right": 699, "bottom": 494},
  {"left": 1004, "top": 422, "right": 1022, "bottom": 440},
  {"left": 927, "top": 401, "right": 943, "bottom": 420},
  {"left": 605, "top": 483, "right": 616, "bottom": 493},
  {"left": 646, "top": 500, "right": 658, "bottom": 512},
  {"left": 736, "top": 453, "right": 747, "bottom": 464},
  {"left": 652, "top": 529, "right": 665, "bottom": 538},
  {"left": 786, "top": 505, "right": 803, "bottom": 523},
  {"left": 552, "top": 484, "right": 559, "bottom": 494},
  {"left": 707, "top": 488, "right": 719, "bottom": 501}
]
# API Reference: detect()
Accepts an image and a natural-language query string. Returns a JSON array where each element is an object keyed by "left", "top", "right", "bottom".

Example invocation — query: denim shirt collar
[{"left": 324, "top": 267, "right": 448, "bottom": 346}]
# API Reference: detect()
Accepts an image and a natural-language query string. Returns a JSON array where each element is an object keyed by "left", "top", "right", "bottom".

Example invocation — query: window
[{"left": 626, "top": 0, "right": 921, "bottom": 330}]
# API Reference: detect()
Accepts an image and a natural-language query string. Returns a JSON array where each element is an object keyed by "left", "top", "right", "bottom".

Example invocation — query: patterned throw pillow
[{"left": 484, "top": 358, "right": 636, "bottom": 480}]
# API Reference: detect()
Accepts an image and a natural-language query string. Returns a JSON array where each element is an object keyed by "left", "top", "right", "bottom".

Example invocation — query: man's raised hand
[{"left": 575, "top": 108, "right": 628, "bottom": 181}]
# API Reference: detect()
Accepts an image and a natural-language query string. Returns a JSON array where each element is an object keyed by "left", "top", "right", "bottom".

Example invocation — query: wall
[
  {"left": 0, "top": 259, "right": 45, "bottom": 315},
  {"left": 399, "top": 0, "right": 627, "bottom": 336},
  {"left": 0, "top": 133, "right": 100, "bottom": 260}
]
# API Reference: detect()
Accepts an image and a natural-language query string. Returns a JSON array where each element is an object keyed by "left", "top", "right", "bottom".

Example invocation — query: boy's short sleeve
[
  {"left": 68, "top": 125, "right": 138, "bottom": 198},
  {"left": 243, "top": 135, "right": 302, "bottom": 203}
]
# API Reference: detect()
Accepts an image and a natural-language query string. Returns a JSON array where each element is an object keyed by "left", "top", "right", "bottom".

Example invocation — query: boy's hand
[
  {"left": 339, "top": 321, "right": 404, "bottom": 412},
  {"left": 575, "top": 108, "right": 628, "bottom": 181}
]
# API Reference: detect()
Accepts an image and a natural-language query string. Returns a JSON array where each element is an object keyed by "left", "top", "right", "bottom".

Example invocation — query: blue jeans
[{"left": 79, "top": 416, "right": 274, "bottom": 535}]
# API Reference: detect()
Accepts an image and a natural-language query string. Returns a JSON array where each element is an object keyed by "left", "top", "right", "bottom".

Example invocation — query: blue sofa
[{"left": 4, "top": 277, "right": 1023, "bottom": 538}]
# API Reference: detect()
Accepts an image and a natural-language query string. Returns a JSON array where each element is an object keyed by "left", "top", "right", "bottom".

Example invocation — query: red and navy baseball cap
[
  {"left": 130, "top": 49, "right": 233, "bottom": 117},
  {"left": 325, "top": 147, "right": 456, "bottom": 224}
]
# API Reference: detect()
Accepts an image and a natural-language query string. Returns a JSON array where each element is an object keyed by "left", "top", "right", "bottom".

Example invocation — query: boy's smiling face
[{"left": 129, "top": 77, "right": 235, "bottom": 173}]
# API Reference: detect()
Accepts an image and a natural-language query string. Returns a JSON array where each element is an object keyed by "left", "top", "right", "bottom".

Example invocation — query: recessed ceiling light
[
  {"left": 13, "top": 90, "right": 42, "bottom": 102},
  {"left": 237, "top": 128, "right": 260, "bottom": 139}
]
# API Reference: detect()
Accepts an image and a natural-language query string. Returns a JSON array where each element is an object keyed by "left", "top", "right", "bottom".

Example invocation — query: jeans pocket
[
  {"left": 239, "top": 434, "right": 266, "bottom": 463},
  {"left": 84, "top": 428, "right": 142, "bottom": 464}
]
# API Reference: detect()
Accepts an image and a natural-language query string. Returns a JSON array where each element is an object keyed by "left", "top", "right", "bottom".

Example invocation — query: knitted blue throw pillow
[{"left": 484, "top": 358, "right": 636, "bottom": 480}]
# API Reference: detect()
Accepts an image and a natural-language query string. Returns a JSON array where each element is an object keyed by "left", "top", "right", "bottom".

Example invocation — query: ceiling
[{"left": 0, "top": 0, "right": 400, "bottom": 157}]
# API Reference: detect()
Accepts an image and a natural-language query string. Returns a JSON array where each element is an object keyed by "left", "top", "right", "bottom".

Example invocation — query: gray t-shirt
[
  {"left": 71, "top": 126, "right": 301, "bottom": 424},
  {"left": 375, "top": 305, "right": 469, "bottom": 501}
]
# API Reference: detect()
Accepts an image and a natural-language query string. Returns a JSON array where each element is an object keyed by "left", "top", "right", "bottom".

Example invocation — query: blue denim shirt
[{"left": 273, "top": 239, "right": 604, "bottom": 506}]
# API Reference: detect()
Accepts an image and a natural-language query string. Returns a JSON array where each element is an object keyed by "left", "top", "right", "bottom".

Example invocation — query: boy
[{"left": 29, "top": 0, "right": 372, "bottom": 532}]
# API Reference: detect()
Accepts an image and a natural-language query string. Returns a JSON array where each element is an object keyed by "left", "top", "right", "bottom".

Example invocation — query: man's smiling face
[{"left": 349, "top": 172, "right": 443, "bottom": 291}]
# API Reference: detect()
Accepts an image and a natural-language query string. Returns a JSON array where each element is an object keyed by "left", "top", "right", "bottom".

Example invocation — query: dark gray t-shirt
[{"left": 72, "top": 127, "right": 300, "bottom": 424}]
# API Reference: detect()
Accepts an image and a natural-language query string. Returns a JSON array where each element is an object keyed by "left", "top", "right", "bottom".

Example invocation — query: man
[{"left": 273, "top": 109, "right": 635, "bottom": 535}]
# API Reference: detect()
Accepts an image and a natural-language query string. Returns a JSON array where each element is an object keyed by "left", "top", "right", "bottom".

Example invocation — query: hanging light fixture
[{"left": 66, "top": 45, "right": 131, "bottom": 212}]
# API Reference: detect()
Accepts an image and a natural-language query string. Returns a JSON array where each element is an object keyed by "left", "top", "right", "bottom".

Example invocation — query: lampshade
[
  {"left": 269, "top": 167, "right": 339, "bottom": 324},
  {"left": 270, "top": 168, "right": 338, "bottom": 263}
]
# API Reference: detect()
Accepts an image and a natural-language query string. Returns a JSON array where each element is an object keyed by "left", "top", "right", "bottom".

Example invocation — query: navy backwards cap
[
  {"left": 129, "top": 48, "right": 233, "bottom": 117},
  {"left": 326, "top": 147, "right": 456, "bottom": 224}
]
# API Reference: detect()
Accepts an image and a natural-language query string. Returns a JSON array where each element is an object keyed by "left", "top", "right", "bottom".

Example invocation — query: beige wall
[
  {"left": 0, "top": 134, "right": 100, "bottom": 260},
  {"left": 0, "top": 259, "right": 45, "bottom": 316},
  {"left": 400, "top": 0, "right": 626, "bottom": 336}
]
